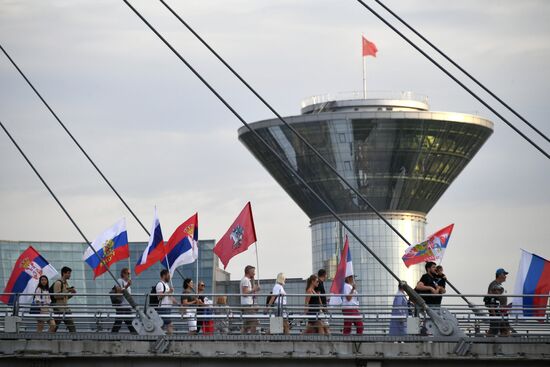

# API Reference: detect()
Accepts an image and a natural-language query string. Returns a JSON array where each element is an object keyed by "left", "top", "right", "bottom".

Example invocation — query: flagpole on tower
[{"left": 363, "top": 53, "right": 367, "bottom": 99}]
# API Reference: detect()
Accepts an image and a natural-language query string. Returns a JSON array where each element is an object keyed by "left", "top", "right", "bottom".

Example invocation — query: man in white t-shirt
[
  {"left": 240, "top": 265, "right": 260, "bottom": 334},
  {"left": 342, "top": 275, "right": 363, "bottom": 335},
  {"left": 156, "top": 269, "right": 176, "bottom": 335},
  {"left": 111, "top": 267, "right": 137, "bottom": 333}
]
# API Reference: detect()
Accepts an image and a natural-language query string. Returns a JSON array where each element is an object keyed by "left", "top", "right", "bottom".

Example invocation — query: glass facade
[
  {"left": 239, "top": 115, "right": 493, "bottom": 217},
  {"left": 0, "top": 239, "right": 218, "bottom": 305},
  {"left": 311, "top": 213, "right": 425, "bottom": 305}
]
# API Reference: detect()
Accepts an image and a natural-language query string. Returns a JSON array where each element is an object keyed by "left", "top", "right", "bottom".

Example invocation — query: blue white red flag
[
  {"left": 135, "top": 208, "right": 166, "bottom": 275},
  {"left": 402, "top": 224, "right": 454, "bottom": 267},
  {"left": 0, "top": 246, "right": 58, "bottom": 306},
  {"left": 329, "top": 235, "right": 353, "bottom": 298},
  {"left": 83, "top": 218, "right": 130, "bottom": 279},
  {"left": 512, "top": 249, "right": 550, "bottom": 317},
  {"left": 161, "top": 213, "right": 198, "bottom": 276}
]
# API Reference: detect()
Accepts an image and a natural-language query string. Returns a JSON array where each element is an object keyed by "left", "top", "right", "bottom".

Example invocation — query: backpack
[
  {"left": 48, "top": 280, "right": 62, "bottom": 304},
  {"left": 148, "top": 282, "right": 166, "bottom": 308},
  {"left": 109, "top": 285, "right": 123, "bottom": 306}
]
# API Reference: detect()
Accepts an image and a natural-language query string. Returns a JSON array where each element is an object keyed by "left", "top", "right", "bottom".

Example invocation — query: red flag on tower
[
  {"left": 213, "top": 202, "right": 257, "bottom": 269},
  {"left": 362, "top": 36, "right": 378, "bottom": 57}
]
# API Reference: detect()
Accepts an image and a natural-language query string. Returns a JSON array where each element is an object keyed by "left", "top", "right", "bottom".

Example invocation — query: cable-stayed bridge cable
[
  {"left": 373, "top": 0, "right": 550, "bottom": 144},
  {"left": 157, "top": 0, "right": 476, "bottom": 306},
  {"left": 122, "top": 0, "right": 404, "bottom": 282},
  {"left": 355, "top": 0, "right": 549, "bottom": 160},
  {"left": 157, "top": 0, "right": 415, "bottom": 248},
  {"left": 0, "top": 120, "right": 121, "bottom": 286},
  {"left": 0, "top": 43, "right": 187, "bottom": 280}
]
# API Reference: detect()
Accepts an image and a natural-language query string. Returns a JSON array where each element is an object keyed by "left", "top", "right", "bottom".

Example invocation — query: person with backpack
[
  {"left": 155, "top": 269, "right": 176, "bottom": 335},
  {"left": 267, "top": 272, "right": 289, "bottom": 334},
  {"left": 111, "top": 267, "right": 137, "bottom": 334},
  {"left": 33, "top": 275, "right": 55, "bottom": 332},
  {"left": 51, "top": 266, "right": 76, "bottom": 332}
]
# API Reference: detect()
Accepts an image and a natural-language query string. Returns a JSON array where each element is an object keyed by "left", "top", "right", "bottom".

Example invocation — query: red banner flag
[
  {"left": 362, "top": 36, "right": 378, "bottom": 57},
  {"left": 213, "top": 202, "right": 257, "bottom": 269},
  {"left": 402, "top": 224, "right": 454, "bottom": 267}
]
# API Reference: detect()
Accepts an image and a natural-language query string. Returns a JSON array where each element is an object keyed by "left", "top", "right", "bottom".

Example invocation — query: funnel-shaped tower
[{"left": 239, "top": 92, "right": 493, "bottom": 300}]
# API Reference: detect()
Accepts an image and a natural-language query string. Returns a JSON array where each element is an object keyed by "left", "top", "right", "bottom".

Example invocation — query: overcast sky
[{"left": 1, "top": 0, "right": 549, "bottom": 295}]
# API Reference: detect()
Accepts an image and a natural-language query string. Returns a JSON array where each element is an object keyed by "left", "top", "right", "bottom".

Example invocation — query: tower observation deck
[{"left": 238, "top": 92, "right": 493, "bottom": 299}]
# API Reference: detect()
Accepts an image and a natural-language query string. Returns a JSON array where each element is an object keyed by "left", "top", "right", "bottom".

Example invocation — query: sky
[{"left": 1, "top": 0, "right": 549, "bottom": 295}]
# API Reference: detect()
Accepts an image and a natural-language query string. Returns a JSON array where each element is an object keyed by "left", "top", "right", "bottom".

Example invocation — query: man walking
[
  {"left": 111, "top": 267, "right": 137, "bottom": 333},
  {"left": 240, "top": 265, "right": 260, "bottom": 334},
  {"left": 485, "top": 268, "right": 511, "bottom": 336},
  {"left": 52, "top": 266, "right": 76, "bottom": 332},
  {"left": 156, "top": 269, "right": 176, "bottom": 335}
]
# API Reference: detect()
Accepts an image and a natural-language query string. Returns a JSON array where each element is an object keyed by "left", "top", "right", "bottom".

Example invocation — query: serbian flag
[
  {"left": 512, "top": 250, "right": 550, "bottom": 317},
  {"left": 362, "top": 36, "right": 378, "bottom": 57},
  {"left": 402, "top": 224, "right": 454, "bottom": 267},
  {"left": 213, "top": 202, "right": 257, "bottom": 269},
  {"left": 135, "top": 208, "right": 166, "bottom": 275},
  {"left": 425, "top": 224, "right": 454, "bottom": 262},
  {"left": 0, "top": 246, "right": 58, "bottom": 307},
  {"left": 329, "top": 236, "right": 353, "bottom": 306},
  {"left": 83, "top": 218, "right": 130, "bottom": 278},
  {"left": 161, "top": 213, "right": 198, "bottom": 276}
]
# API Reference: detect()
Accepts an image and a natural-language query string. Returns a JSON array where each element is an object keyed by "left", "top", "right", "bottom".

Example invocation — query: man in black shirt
[
  {"left": 315, "top": 269, "right": 327, "bottom": 307},
  {"left": 415, "top": 262, "right": 442, "bottom": 306}
]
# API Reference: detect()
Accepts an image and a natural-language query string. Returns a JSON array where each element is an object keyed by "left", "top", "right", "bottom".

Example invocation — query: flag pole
[
  {"left": 195, "top": 243, "right": 199, "bottom": 289},
  {"left": 254, "top": 242, "right": 261, "bottom": 289},
  {"left": 362, "top": 55, "right": 367, "bottom": 99}
]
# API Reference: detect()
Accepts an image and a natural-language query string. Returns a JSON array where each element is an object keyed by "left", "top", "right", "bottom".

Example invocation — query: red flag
[
  {"left": 213, "top": 202, "right": 257, "bottom": 269},
  {"left": 402, "top": 224, "right": 454, "bottom": 267},
  {"left": 362, "top": 36, "right": 378, "bottom": 57},
  {"left": 329, "top": 236, "right": 352, "bottom": 295}
]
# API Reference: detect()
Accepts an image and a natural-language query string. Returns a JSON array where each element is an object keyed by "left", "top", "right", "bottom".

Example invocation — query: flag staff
[
  {"left": 362, "top": 52, "right": 367, "bottom": 99},
  {"left": 254, "top": 242, "right": 261, "bottom": 289}
]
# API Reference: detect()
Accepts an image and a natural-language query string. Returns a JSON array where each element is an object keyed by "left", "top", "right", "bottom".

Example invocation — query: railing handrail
[{"left": 300, "top": 90, "right": 429, "bottom": 109}]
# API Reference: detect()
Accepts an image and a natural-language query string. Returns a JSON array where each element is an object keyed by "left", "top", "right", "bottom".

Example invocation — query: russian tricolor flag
[
  {"left": 135, "top": 208, "right": 166, "bottom": 275},
  {"left": 0, "top": 246, "right": 58, "bottom": 306},
  {"left": 329, "top": 235, "right": 354, "bottom": 304},
  {"left": 513, "top": 249, "right": 550, "bottom": 317},
  {"left": 83, "top": 218, "right": 130, "bottom": 279},
  {"left": 161, "top": 213, "right": 198, "bottom": 276}
]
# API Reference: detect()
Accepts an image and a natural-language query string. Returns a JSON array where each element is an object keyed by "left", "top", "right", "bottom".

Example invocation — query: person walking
[
  {"left": 485, "top": 268, "right": 511, "bottom": 337},
  {"left": 240, "top": 265, "right": 260, "bottom": 334},
  {"left": 304, "top": 274, "right": 325, "bottom": 334},
  {"left": 315, "top": 269, "right": 330, "bottom": 334},
  {"left": 111, "top": 267, "right": 137, "bottom": 333},
  {"left": 389, "top": 283, "right": 409, "bottom": 336},
  {"left": 156, "top": 269, "right": 176, "bottom": 335},
  {"left": 181, "top": 278, "right": 201, "bottom": 334},
  {"left": 52, "top": 266, "right": 76, "bottom": 332},
  {"left": 267, "top": 272, "right": 289, "bottom": 334},
  {"left": 434, "top": 265, "right": 447, "bottom": 306},
  {"left": 342, "top": 275, "right": 364, "bottom": 335},
  {"left": 33, "top": 275, "right": 55, "bottom": 332}
]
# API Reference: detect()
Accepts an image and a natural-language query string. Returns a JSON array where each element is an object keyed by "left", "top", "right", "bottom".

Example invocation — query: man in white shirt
[
  {"left": 342, "top": 275, "right": 364, "bottom": 335},
  {"left": 240, "top": 265, "right": 260, "bottom": 334},
  {"left": 111, "top": 267, "right": 137, "bottom": 333},
  {"left": 156, "top": 269, "right": 176, "bottom": 335}
]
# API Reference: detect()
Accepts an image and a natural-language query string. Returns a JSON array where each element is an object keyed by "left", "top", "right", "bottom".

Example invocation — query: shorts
[
  {"left": 157, "top": 307, "right": 172, "bottom": 326},
  {"left": 242, "top": 305, "right": 258, "bottom": 329}
]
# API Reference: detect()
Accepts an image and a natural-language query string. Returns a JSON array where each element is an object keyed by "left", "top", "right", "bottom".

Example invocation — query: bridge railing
[{"left": 0, "top": 292, "right": 548, "bottom": 337}]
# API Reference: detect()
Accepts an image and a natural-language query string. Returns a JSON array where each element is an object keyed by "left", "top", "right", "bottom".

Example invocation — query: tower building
[{"left": 238, "top": 92, "right": 493, "bottom": 301}]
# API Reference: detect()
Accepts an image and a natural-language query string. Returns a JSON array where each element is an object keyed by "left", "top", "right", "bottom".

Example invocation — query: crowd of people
[{"left": 26, "top": 263, "right": 513, "bottom": 336}]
